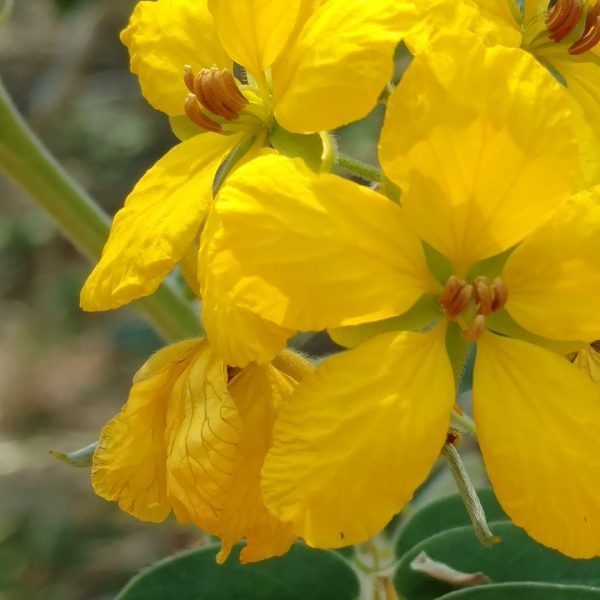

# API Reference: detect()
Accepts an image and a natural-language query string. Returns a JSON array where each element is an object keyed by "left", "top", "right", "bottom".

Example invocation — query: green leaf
[
  {"left": 439, "top": 582, "right": 600, "bottom": 599},
  {"left": 117, "top": 543, "right": 360, "bottom": 600},
  {"left": 49, "top": 442, "right": 97, "bottom": 468},
  {"left": 394, "top": 521, "right": 600, "bottom": 600},
  {"left": 395, "top": 490, "right": 507, "bottom": 559}
]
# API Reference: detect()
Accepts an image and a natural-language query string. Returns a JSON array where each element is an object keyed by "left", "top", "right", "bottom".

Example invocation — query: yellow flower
[
  {"left": 205, "top": 42, "right": 600, "bottom": 558},
  {"left": 92, "top": 338, "right": 311, "bottom": 564},
  {"left": 409, "top": 0, "right": 600, "bottom": 136},
  {"left": 80, "top": 0, "right": 415, "bottom": 316}
]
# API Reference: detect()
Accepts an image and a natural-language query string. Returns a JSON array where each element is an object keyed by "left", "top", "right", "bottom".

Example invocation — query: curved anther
[
  {"left": 463, "top": 314, "right": 486, "bottom": 342},
  {"left": 569, "top": 4, "right": 600, "bottom": 54},
  {"left": 184, "top": 94, "right": 222, "bottom": 133},
  {"left": 490, "top": 277, "right": 509, "bottom": 313},
  {"left": 440, "top": 276, "right": 474, "bottom": 318},
  {"left": 546, "top": 0, "right": 584, "bottom": 42},
  {"left": 182, "top": 65, "right": 248, "bottom": 131}
]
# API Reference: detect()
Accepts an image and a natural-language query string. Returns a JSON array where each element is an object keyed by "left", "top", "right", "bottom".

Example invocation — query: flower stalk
[{"left": 0, "top": 79, "right": 202, "bottom": 341}]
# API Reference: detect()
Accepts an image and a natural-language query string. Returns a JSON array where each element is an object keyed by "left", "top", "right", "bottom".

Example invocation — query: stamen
[
  {"left": 490, "top": 277, "right": 509, "bottom": 313},
  {"left": 569, "top": 3, "right": 600, "bottom": 53},
  {"left": 463, "top": 314, "right": 486, "bottom": 342},
  {"left": 182, "top": 66, "right": 249, "bottom": 132},
  {"left": 546, "top": 0, "right": 584, "bottom": 42},
  {"left": 184, "top": 94, "right": 222, "bottom": 133},
  {"left": 440, "top": 276, "right": 474, "bottom": 318},
  {"left": 474, "top": 276, "right": 492, "bottom": 316}
]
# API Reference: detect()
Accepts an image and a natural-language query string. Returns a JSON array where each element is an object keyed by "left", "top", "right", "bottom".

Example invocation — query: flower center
[
  {"left": 183, "top": 66, "right": 250, "bottom": 133},
  {"left": 439, "top": 275, "right": 508, "bottom": 341}
]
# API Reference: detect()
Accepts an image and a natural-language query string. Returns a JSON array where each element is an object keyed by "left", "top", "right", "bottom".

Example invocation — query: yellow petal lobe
[
  {"left": 81, "top": 133, "right": 237, "bottom": 311},
  {"left": 91, "top": 339, "right": 202, "bottom": 522},
  {"left": 217, "top": 364, "right": 298, "bottom": 564},
  {"left": 209, "top": 154, "right": 436, "bottom": 331},
  {"left": 474, "top": 333, "right": 600, "bottom": 558},
  {"left": 503, "top": 187, "right": 600, "bottom": 342},
  {"left": 272, "top": 0, "right": 415, "bottom": 133},
  {"left": 121, "top": 0, "right": 230, "bottom": 116},
  {"left": 262, "top": 326, "right": 455, "bottom": 548},
  {"left": 208, "top": 0, "right": 302, "bottom": 82},
  {"left": 379, "top": 38, "right": 578, "bottom": 273}
]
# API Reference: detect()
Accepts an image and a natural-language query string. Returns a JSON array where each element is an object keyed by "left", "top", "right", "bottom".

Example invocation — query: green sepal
[
  {"left": 212, "top": 133, "right": 259, "bottom": 196},
  {"left": 269, "top": 122, "right": 324, "bottom": 173},
  {"left": 423, "top": 242, "right": 453, "bottom": 285},
  {"left": 328, "top": 294, "right": 441, "bottom": 349},
  {"left": 445, "top": 320, "right": 471, "bottom": 390},
  {"left": 50, "top": 441, "right": 97, "bottom": 468},
  {"left": 486, "top": 310, "right": 585, "bottom": 355},
  {"left": 466, "top": 246, "right": 514, "bottom": 281}
]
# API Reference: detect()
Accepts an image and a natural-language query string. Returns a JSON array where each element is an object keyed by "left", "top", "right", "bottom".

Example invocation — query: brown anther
[
  {"left": 184, "top": 94, "right": 222, "bottom": 133},
  {"left": 490, "top": 277, "right": 509, "bottom": 313},
  {"left": 446, "top": 431, "right": 461, "bottom": 446},
  {"left": 474, "top": 276, "right": 492, "bottom": 316},
  {"left": 546, "top": 0, "right": 584, "bottom": 42},
  {"left": 440, "top": 276, "right": 474, "bottom": 318},
  {"left": 183, "top": 66, "right": 248, "bottom": 131},
  {"left": 463, "top": 314, "right": 486, "bottom": 342},
  {"left": 569, "top": 3, "right": 600, "bottom": 53},
  {"left": 183, "top": 65, "right": 195, "bottom": 94}
]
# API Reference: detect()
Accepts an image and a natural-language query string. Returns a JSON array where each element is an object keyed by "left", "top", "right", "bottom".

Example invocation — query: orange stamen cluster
[
  {"left": 183, "top": 66, "right": 248, "bottom": 133},
  {"left": 569, "top": 3, "right": 600, "bottom": 54},
  {"left": 440, "top": 275, "right": 508, "bottom": 341},
  {"left": 545, "top": 0, "right": 600, "bottom": 54}
]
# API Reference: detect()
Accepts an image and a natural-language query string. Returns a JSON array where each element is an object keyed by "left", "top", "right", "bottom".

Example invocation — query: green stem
[
  {"left": 0, "top": 79, "right": 202, "bottom": 341},
  {"left": 335, "top": 153, "right": 381, "bottom": 184}
]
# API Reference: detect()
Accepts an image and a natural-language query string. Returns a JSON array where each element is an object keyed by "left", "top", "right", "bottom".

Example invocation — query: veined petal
[
  {"left": 379, "top": 38, "right": 578, "bottom": 274},
  {"left": 262, "top": 326, "right": 455, "bottom": 548},
  {"left": 91, "top": 339, "right": 202, "bottom": 522},
  {"left": 121, "top": 0, "right": 230, "bottom": 117},
  {"left": 549, "top": 56, "right": 600, "bottom": 142},
  {"left": 406, "top": 0, "right": 521, "bottom": 55},
  {"left": 208, "top": 154, "right": 437, "bottom": 331},
  {"left": 164, "top": 341, "right": 241, "bottom": 533},
  {"left": 503, "top": 187, "right": 600, "bottom": 342},
  {"left": 272, "top": 0, "right": 415, "bottom": 133},
  {"left": 217, "top": 364, "right": 298, "bottom": 564},
  {"left": 208, "top": 0, "right": 303, "bottom": 81},
  {"left": 80, "top": 133, "right": 238, "bottom": 311},
  {"left": 199, "top": 213, "right": 293, "bottom": 368},
  {"left": 474, "top": 334, "right": 600, "bottom": 558},
  {"left": 574, "top": 345, "right": 600, "bottom": 385}
]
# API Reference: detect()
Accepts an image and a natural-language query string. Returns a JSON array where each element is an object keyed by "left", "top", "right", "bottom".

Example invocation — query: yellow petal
[
  {"left": 80, "top": 133, "right": 237, "bottom": 311},
  {"left": 262, "top": 326, "right": 455, "bottom": 548},
  {"left": 406, "top": 0, "right": 521, "bottom": 55},
  {"left": 208, "top": 0, "right": 302, "bottom": 82},
  {"left": 199, "top": 213, "right": 293, "bottom": 367},
  {"left": 549, "top": 56, "right": 600, "bottom": 143},
  {"left": 574, "top": 345, "right": 600, "bottom": 386},
  {"left": 121, "top": 0, "right": 230, "bottom": 117},
  {"left": 503, "top": 187, "right": 600, "bottom": 342},
  {"left": 164, "top": 341, "right": 241, "bottom": 532},
  {"left": 217, "top": 364, "right": 297, "bottom": 564},
  {"left": 272, "top": 0, "right": 415, "bottom": 133},
  {"left": 474, "top": 333, "right": 600, "bottom": 558},
  {"left": 379, "top": 37, "right": 579, "bottom": 274},
  {"left": 91, "top": 339, "right": 202, "bottom": 522},
  {"left": 208, "top": 154, "right": 437, "bottom": 331}
]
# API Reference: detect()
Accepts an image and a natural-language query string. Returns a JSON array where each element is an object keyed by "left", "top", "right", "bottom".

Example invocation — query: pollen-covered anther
[
  {"left": 463, "top": 314, "right": 486, "bottom": 342},
  {"left": 546, "top": 0, "right": 584, "bottom": 42},
  {"left": 569, "top": 3, "right": 600, "bottom": 54},
  {"left": 184, "top": 94, "right": 222, "bottom": 133},
  {"left": 183, "top": 65, "right": 249, "bottom": 132},
  {"left": 440, "top": 276, "right": 474, "bottom": 318}
]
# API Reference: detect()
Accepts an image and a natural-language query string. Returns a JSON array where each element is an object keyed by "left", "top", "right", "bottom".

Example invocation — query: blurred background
[
  {"left": 0, "top": 1, "right": 211, "bottom": 598},
  {"left": 0, "top": 2, "right": 413, "bottom": 598}
]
